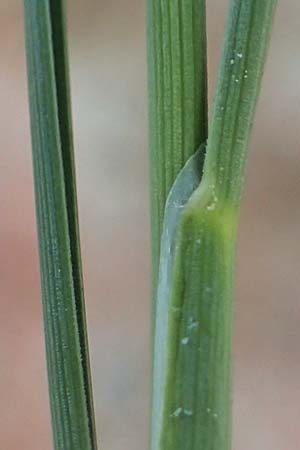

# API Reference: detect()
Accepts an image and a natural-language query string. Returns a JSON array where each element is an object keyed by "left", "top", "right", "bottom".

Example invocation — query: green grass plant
[{"left": 23, "top": 0, "right": 278, "bottom": 449}]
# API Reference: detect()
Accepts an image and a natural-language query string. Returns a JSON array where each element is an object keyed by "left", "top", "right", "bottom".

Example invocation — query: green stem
[
  {"left": 203, "top": 0, "right": 277, "bottom": 208},
  {"left": 151, "top": 1, "right": 277, "bottom": 449},
  {"left": 160, "top": 203, "right": 236, "bottom": 450},
  {"left": 24, "top": 1, "right": 98, "bottom": 449},
  {"left": 147, "top": 0, "right": 208, "bottom": 294}
]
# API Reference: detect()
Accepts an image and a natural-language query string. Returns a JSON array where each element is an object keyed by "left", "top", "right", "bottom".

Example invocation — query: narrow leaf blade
[{"left": 23, "top": 1, "right": 98, "bottom": 449}]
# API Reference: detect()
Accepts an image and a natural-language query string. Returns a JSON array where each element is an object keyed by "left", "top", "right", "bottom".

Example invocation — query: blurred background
[{"left": 0, "top": 1, "right": 299, "bottom": 449}]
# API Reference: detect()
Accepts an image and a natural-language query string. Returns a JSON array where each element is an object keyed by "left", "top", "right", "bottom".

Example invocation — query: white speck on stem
[
  {"left": 237, "top": 52, "right": 243, "bottom": 58},
  {"left": 188, "top": 318, "right": 199, "bottom": 331},
  {"left": 181, "top": 337, "right": 189, "bottom": 345},
  {"left": 207, "top": 203, "right": 216, "bottom": 211},
  {"left": 173, "top": 201, "right": 184, "bottom": 209},
  {"left": 171, "top": 407, "right": 183, "bottom": 418},
  {"left": 230, "top": 58, "right": 234, "bottom": 65},
  {"left": 213, "top": 413, "right": 218, "bottom": 419},
  {"left": 171, "top": 407, "right": 193, "bottom": 418}
]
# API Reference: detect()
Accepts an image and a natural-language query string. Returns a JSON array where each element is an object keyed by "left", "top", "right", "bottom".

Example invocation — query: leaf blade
[
  {"left": 23, "top": 1, "right": 98, "bottom": 449},
  {"left": 48, "top": 2, "right": 98, "bottom": 446}
]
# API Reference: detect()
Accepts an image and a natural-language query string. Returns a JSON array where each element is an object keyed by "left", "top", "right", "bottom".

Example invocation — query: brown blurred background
[{"left": 0, "top": 1, "right": 299, "bottom": 449}]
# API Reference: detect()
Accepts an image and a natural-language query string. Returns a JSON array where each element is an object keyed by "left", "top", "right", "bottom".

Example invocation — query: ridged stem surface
[
  {"left": 24, "top": 1, "right": 98, "bottom": 449},
  {"left": 147, "top": 0, "right": 208, "bottom": 293},
  {"left": 151, "top": 1, "right": 277, "bottom": 449}
]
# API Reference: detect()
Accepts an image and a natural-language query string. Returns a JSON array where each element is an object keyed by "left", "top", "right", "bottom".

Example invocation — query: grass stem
[{"left": 150, "top": 1, "right": 277, "bottom": 449}]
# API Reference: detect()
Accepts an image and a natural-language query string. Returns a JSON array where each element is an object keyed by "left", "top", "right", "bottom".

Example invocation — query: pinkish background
[{"left": 0, "top": 1, "right": 299, "bottom": 449}]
